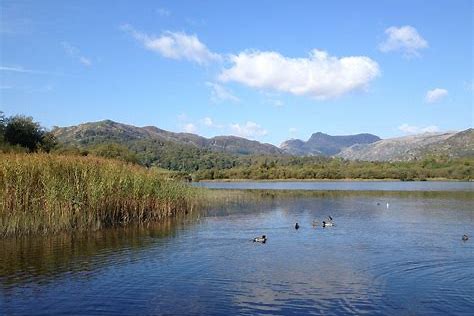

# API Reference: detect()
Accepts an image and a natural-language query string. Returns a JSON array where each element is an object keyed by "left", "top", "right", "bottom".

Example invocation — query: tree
[
  {"left": 90, "top": 143, "right": 139, "bottom": 164},
  {"left": 0, "top": 111, "right": 5, "bottom": 142},
  {"left": 39, "top": 132, "right": 58, "bottom": 152},
  {"left": 4, "top": 115, "right": 44, "bottom": 151}
]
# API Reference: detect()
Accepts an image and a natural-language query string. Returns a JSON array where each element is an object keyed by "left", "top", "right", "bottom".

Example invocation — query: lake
[
  {"left": 194, "top": 180, "right": 474, "bottom": 191},
  {"left": 1, "top": 186, "right": 473, "bottom": 315}
]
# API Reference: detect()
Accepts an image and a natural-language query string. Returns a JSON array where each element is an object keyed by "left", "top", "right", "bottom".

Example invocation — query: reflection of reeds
[
  {"left": 0, "top": 219, "right": 185, "bottom": 287},
  {"left": 0, "top": 153, "right": 200, "bottom": 236},
  {"left": 200, "top": 188, "right": 474, "bottom": 202}
]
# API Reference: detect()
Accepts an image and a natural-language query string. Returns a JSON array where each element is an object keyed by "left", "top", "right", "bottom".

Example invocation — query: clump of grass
[{"left": 0, "top": 153, "right": 199, "bottom": 236}]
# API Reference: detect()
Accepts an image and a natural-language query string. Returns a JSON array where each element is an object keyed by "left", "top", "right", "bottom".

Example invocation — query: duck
[
  {"left": 312, "top": 220, "right": 319, "bottom": 227},
  {"left": 295, "top": 223, "right": 300, "bottom": 230},
  {"left": 253, "top": 235, "right": 267, "bottom": 243},
  {"left": 322, "top": 221, "right": 334, "bottom": 227},
  {"left": 462, "top": 234, "right": 469, "bottom": 241}
]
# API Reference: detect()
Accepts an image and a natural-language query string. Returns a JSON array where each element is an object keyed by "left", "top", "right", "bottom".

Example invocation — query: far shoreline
[{"left": 194, "top": 178, "right": 472, "bottom": 183}]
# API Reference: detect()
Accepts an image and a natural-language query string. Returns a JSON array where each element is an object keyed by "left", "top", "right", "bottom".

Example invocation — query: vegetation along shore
[
  {"left": 0, "top": 153, "right": 199, "bottom": 236},
  {"left": 0, "top": 113, "right": 472, "bottom": 236}
]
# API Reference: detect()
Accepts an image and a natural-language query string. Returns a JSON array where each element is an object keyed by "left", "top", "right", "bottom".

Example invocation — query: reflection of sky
[{"left": 1, "top": 194, "right": 473, "bottom": 315}]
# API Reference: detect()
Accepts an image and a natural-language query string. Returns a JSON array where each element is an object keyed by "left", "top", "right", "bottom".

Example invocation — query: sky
[{"left": 0, "top": 0, "right": 472, "bottom": 145}]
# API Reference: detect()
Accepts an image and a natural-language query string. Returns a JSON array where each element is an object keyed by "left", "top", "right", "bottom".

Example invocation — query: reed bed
[{"left": 0, "top": 153, "right": 200, "bottom": 236}]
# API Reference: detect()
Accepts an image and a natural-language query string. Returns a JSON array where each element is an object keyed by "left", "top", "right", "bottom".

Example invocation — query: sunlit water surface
[{"left": 1, "top": 187, "right": 473, "bottom": 315}]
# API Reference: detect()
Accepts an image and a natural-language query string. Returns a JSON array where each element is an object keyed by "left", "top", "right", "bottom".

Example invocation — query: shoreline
[{"left": 195, "top": 178, "right": 471, "bottom": 183}]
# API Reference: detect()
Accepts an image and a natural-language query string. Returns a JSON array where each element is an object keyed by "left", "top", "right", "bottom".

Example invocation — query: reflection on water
[
  {"left": 194, "top": 180, "right": 474, "bottom": 191},
  {"left": 0, "top": 218, "right": 184, "bottom": 288},
  {"left": 1, "top": 191, "right": 473, "bottom": 315}
]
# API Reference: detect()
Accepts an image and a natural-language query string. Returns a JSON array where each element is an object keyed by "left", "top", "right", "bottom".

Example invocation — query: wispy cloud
[
  {"left": 182, "top": 123, "right": 197, "bottom": 133},
  {"left": 219, "top": 49, "right": 379, "bottom": 100},
  {"left": 379, "top": 25, "right": 428, "bottom": 57},
  {"left": 425, "top": 88, "right": 448, "bottom": 103},
  {"left": 464, "top": 81, "right": 474, "bottom": 92},
  {"left": 206, "top": 82, "right": 240, "bottom": 103},
  {"left": 269, "top": 99, "right": 284, "bottom": 107},
  {"left": 201, "top": 117, "right": 223, "bottom": 129},
  {"left": 62, "top": 42, "right": 92, "bottom": 67},
  {"left": 398, "top": 123, "right": 440, "bottom": 134},
  {"left": 0, "top": 65, "right": 66, "bottom": 76},
  {"left": 156, "top": 8, "right": 171, "bottom": 17},
  {"left": 122, "top": 24, "right": 221, "bottom": 65},
  {"left": 230, "top": 121, "right": 268, "bottom": 139}
]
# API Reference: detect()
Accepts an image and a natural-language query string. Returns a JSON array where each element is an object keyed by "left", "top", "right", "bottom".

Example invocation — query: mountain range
[
  {"left": 281, "top": 132, "right": 381, "bottom": 156},
  {"left": 53, "top": 120, "right": 283, "bottom": 155},
  {"left": 337, "top": 128, "right": 473, "bottom": 161},
  {"left": 52, "top": 120, "right": 473, "bottom": 161}
]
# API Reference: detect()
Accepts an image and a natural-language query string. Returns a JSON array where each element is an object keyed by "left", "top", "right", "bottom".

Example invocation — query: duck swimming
[
  {"left": 295, "top": 223, "right": 300, "bottom": 230},
  {"left": 312, "top": 220, "right": 319, "bottom": 227},
  {"left": 253, "top": 235, "right": 267, "bottom": 243},
  {"left": 462, "top": 234, "right": 469, "bottom": 241},
  {"left": 322, "top": 221, "right": 334, "bottom": 227}
]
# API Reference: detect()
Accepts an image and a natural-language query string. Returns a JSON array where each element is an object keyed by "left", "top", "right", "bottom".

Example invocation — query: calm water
[
  {"left": 1, "top": 190, "right": 473, "bottom": 315},
  {"left": 194, "top": 180, "right": 473, "bottom": 191}
]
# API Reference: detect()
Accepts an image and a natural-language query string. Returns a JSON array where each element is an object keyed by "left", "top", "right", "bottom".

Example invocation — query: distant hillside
[
  {"left": 53, "top": 120, "right": 473, "bottom": 165},
  {"left": 337, "top": 129, "right": 474, "bottom": 161},
  {"left": 53, "top": 120, "right": 283, "bottom": 156},
  {"left": 281, "top": 132, "right": 380, "bottom": 156}
]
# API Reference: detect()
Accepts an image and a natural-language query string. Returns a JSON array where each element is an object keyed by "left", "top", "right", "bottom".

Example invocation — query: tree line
[{"left": 1, "top": 112, "right": 472, "bottom": 181}]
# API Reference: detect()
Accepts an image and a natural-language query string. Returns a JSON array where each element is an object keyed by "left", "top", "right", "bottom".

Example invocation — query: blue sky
[{"left": 1, "top": 0, "right": 472, "bottom": 145}]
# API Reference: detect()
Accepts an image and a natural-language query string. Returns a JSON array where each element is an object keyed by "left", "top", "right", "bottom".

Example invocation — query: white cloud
[
  {"left": 219, "top": 49, "right": 379, "bottom": 99},
  {"left": 202, "top": 117, "right": 214, "bottom": 127},
  {"left": 398, "top": 123, "right": 440, "bottom": 134},
  {"left": 201, "top": 117, "right": 224, "bottom": 129},
  {"left": 425, "top": 88, "right": 448, "bottom": 103},
  {"left": 289, "top": 127, "right": 297, "bottom": 134},
  {"left": 122, "top": 24, "right": 221, "bottom": 65},
  {"left": 206, "top": 82, "right": 240, "bottom": 103},
  {"left": 157, "top": 8, "right": 171, "bottom": 16},
  {"left": 379, "top": 25, "right": 428, "bottom": 57},
  {"left": 182, "top": 123, "right": 197, "bottom": 133},
  {"left": 230, "top": 121, "right": 268, "bottom": 139},
  {"left": 61, "top": 42, "right": 92, "bottom": 67},
  {"left": 79, "top": 56, "right": 92, "bottom": 67}
]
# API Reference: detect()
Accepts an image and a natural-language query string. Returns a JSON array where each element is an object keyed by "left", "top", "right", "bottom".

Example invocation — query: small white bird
[
  {"left": 253, "top": 235, "right": 267, "bottom": 243},
  {"left": 386, "top": 203, "right": 390, "bottom": 209},
  {"left": 322, "top": 221, "right": 334, "bottom": 227}
]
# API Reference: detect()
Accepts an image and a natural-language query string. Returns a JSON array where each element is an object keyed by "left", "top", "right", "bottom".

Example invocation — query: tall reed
[{"left": 0, "top": 153, "right": 199, "bottom": 236}]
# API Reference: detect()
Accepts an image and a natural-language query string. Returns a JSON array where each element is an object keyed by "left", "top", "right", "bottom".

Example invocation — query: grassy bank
[
  {"left": 0, "top": 153, "right": 200, "bottom": 236},
  {"left": 192, "top": 157, "right": 473, "bottom": 181}
]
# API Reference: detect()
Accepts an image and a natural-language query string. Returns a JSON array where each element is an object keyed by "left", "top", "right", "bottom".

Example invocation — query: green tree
[
  {"left": 4, "top": 115, "right": 49, "bottom": 151},
  {"left": 90, "top": 143, "right": 139, "bottom": 164},
  {"left": 0, "top": 111, "right": 6, "bottom": 142}
]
